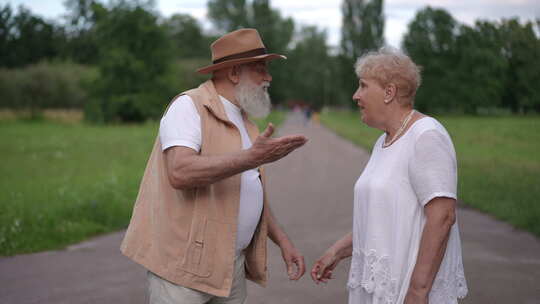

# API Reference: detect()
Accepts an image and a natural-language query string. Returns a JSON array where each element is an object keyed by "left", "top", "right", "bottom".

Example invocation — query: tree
[
  {"left": 499, "top": 18, "right": 540, "bottom": 113},
  {"left": 340, "top": 0, "right": 384, "bottom": 105},
  {"left": 402, "top": 6, "right": 459, "bottom": 113},
  {"left": 207, "top": 0, "right": 250, "bottom": 32},
  {"left": 163, "top": 14, "right": 211, "bottom": 59},
  {"left": 404, "top": 8, "right": 540, "bottom": 114},
  {"left": 62, "top": 0, "right": 100, "bottom": 64},
  {"left": 86, "top": 1, "right": 173, "bottom": 122},
  {"left": 250, "top": 0, "right": 294, "bottom": 54},
  {"left": 0, "top": 4, "right": 14, "bottom": 66},
  {"left": 0, "top": 4, "right": 65, "bottom": 68},
  {"left": 341, "top": 0, "right": 384, "bottom": 60},
  {"left": 453, "top": 21, "right": 508, "bottom": 114},
  {"left": 284, "top": 26, "right": 331, "bottom": 110}
]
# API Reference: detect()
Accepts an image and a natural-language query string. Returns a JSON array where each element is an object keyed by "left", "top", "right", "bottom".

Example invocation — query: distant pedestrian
[
  {"left": 304, "top": 106, "right": 313, "bottom": 125},
  {"left": 311, "top": 47, "right": 468, "bottom": 304}
]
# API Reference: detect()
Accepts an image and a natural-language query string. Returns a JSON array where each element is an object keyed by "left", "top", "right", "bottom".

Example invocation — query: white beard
[{"left": 234, "top": 74, "right": 272, "bottom": 118}]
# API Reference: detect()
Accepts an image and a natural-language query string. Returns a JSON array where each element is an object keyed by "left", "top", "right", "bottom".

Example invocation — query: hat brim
[{"left": 196, "top": 53, "right": 287, "bottom": 74}]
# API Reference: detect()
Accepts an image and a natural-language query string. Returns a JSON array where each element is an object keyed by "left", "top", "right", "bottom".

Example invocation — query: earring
[{"left": 384, "top": 99, "right": 391, "bottom": 104}]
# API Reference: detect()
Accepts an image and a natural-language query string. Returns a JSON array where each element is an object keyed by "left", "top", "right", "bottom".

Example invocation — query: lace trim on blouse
[
  {"left": 348, "top": 249, "right": 468, "bottom": 304},
  {"left": 430, "top": 258, "right": 468, "bottom": 302},
  {"left": 348, "top": 249, "right": 398, "bottom": 304}
]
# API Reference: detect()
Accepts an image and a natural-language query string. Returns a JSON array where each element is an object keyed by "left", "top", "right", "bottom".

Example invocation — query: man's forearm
[
  {"left": 266, "top": 206, "right": 293, "bottom": 248},
  {"left": 165, "top": 124, "right": 308, "bottom": 190},
  {"left": 165, "top": 147, "right": 258, "bottom": 189}
]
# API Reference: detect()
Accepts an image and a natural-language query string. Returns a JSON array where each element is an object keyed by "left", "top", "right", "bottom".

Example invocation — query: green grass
[
  {"left": 0, "top": 111, "right": 286, "bottom": 256},
  {"left": 320, "top": 110, "right": 540, "bottom": 237},
  {"left": 253, "top": 109, "right": 287, "bottom": 131},
  {"left": 0, "top": 120, "right": 156, "bottom": 255}
]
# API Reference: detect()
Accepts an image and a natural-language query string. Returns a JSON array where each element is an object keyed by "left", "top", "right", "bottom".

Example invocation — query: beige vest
[{"left": 120, "top": 80, "right": 268, "bottom": 297}]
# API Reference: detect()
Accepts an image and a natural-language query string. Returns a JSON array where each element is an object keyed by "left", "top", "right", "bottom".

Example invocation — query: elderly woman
[{"left": 310, "top": 47, "right": 468, "bottom": 304}]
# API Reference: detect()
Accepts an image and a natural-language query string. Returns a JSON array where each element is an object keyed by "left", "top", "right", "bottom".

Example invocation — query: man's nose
[{"left": 264, "top": 72, "right": 272, "bottom": 82}]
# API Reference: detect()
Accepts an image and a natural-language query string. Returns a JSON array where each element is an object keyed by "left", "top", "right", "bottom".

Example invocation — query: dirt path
[{"left": 1, "top": 112, "right": 539, "bottom": 303}]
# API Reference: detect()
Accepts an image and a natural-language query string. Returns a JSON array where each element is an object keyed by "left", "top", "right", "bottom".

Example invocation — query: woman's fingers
[
  {"left": 310, "top": 261, "right": 332, "bottom": 284},
  {"left": 310, "top": 263, "right": 324, "bottom": 282}
]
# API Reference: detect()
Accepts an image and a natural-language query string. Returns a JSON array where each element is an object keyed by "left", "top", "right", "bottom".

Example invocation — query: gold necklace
[{"left": 383, "top": 109, "right": 415, "bottom": 148}]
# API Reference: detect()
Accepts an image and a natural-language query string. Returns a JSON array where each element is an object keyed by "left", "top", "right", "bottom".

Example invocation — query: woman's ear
[{"left": 384, "top": 83, "right": 397, "bottom": 104}]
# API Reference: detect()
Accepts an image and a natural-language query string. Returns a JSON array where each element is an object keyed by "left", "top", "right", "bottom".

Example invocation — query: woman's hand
[
  {"left": 311, "top": 232, "right": 353, "bottom": 284},
  {"left": 311, "top": 248, "right": 341, "bottom": 284}
]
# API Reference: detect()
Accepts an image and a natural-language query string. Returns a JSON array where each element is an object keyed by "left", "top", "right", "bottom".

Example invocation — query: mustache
[{"left": 260, "top": 82, "right": 270, "bottom": 91}]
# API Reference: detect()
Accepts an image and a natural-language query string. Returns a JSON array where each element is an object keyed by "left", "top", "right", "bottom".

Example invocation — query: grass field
[
  {"left": 0, "top": 111, "right": 285, "bottom": 256},
  {"left": 320, "top": 110, "right": 540, "bottom": 237}
]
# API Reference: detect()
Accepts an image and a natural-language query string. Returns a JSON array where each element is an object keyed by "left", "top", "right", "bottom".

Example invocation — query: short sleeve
[
  {"left": 159, "top": 95, "right": 201, "bottom": 152},
  {"left": 409, "top": 129, "right": 457, "bottom": 206}
]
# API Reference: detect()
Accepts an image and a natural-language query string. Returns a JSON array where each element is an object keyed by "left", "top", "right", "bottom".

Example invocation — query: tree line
[{"left": 0, "top": 0, "right": 538, "bottom": 122}]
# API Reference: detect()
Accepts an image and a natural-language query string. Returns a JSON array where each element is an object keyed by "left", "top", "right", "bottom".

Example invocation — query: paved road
[{"left": 1, "top": 112, "right": 540, "bottom": 303}]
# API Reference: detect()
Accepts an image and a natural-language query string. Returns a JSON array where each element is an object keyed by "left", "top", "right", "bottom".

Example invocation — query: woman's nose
[{"left": 352, "top": 89, "right": 361, "bottom": 102}]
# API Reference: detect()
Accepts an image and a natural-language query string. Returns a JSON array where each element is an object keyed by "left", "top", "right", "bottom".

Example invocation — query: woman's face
[{"left": 352, "top": 77, "right": 386, "bottom": 128}]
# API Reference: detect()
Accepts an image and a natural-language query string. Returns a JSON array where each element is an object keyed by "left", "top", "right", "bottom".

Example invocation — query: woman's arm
[
  {"left": 405, "top": 197, "right": 456, "bottom": 304},
  {"left": 311, "top": 232, "right": 353, "bottom": 284}
]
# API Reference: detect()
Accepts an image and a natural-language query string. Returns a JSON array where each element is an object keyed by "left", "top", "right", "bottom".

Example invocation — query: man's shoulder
[
  {"left": 183, "top": 85, "right": 211, "bottom": 105},
  {"left": 169, "top": 85, "right": 204, "bottom": 108}
]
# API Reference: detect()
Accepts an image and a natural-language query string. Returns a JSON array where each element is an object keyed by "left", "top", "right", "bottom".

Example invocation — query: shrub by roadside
[{"left": 0, "top": 62, "right": 97, "bottom": 119}]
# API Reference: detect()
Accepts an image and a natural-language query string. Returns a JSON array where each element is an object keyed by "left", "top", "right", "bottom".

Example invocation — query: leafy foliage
[
  {"left": 85, "top": 1, "right": 173, "bottom": 123},
  {"left": 283, "top": 26, "right": 331, "bottom": 110},
  {"left": 163, "top": 14, "right": 213, "bottom": 59},
  {"left": 403, "top": 6, "right": 540, "bottom": 114},
  {"left": 1, "top": 1, "right": 539, "bottom": 120},
  {"left": 0, "top": 5, "right": 66, "bottom": 67},
  {"left": 340, "top": 0, "right": 385, "bottom": 103},
  {"left": 0, "top": 62, "right": 96, "bottom": 119}
]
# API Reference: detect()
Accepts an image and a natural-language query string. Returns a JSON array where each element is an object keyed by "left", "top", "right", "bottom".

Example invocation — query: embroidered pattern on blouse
[
  {"left": 429, "top": 259, "right": 468, "bottom": 303},
  {"left": 348, "top": 249, "right": 398, "bottom": 304}
]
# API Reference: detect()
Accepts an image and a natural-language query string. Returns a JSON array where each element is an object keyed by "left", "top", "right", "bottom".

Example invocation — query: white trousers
[{"left": 147, "top": 254, "right": 246, "bottom": 304}]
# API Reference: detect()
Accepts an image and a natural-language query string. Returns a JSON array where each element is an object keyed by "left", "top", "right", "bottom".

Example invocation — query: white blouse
[{"left": 348, "top": 117, "right": 468, "bottom": 304}]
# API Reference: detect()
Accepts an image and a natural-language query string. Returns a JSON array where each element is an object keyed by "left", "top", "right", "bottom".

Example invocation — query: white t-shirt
[
  {"left": 348, "top": 117, "right": 468, "bottom": 304},
  {"left": 159, "top": 95, "right": 264, "bottom": 256}
]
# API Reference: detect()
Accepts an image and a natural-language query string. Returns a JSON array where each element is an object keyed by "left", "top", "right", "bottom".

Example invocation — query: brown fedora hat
[{"left": 197, "top": 28, "right": 286, "bottom": 74}]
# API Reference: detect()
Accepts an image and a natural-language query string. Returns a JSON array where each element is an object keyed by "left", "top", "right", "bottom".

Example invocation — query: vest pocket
[{"left": 181, "top": 218, "right": 218, "bottom": 277}]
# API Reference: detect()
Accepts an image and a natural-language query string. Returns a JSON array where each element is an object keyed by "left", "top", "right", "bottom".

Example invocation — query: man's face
[
  {"left": 243, "top": 61, "right": 272, "bottom": 85},
  {"left": 234, "top": 61, "right": 273, "bottom": 118}
]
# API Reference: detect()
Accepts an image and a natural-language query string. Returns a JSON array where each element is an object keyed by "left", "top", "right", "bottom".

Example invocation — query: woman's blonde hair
[{"left": 354, "top": 47, "right": 421, "bottom": 105}]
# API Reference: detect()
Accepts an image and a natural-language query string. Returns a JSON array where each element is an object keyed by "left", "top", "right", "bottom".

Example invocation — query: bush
[
  {"left": 0, "top": 61, "right": 97, "bottom": 118},
  {"left": 84, "top": 4, "right": 174, "bottom": 123},
  {"left": 83, "top": 58, "right": 210, "bottom": 123}
]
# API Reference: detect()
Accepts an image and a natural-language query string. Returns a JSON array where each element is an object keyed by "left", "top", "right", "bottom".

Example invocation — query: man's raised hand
[{"left": 248, "top": 123, "right": 308, "bottom": 166}]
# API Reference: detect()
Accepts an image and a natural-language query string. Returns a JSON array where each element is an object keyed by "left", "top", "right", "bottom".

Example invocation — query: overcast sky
[{"left": 5, "top": 0, "right": 540, "bottom": 48}]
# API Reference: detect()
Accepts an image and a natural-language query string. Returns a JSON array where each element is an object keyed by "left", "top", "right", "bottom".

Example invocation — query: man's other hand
[{"left": 280, "top": 240, "right": 305, "bottom": 281}]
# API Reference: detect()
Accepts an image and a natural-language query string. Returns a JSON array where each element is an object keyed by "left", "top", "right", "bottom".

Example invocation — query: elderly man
[{"left": 121, "top": 28, "right": 307, "bottom": 304}]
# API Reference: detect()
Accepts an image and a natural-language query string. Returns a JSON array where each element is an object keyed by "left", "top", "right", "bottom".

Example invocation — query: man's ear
[{"left": 228, "top": 65, "right": 242, "bottom": 85}]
